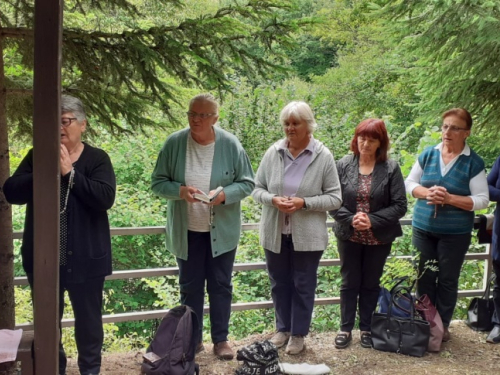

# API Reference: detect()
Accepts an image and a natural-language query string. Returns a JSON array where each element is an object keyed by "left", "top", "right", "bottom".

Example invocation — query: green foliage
[
  {"left": 380, "top": 0, "right": 500, "bottom": 132},
  {"left": 7, "top": 0, "right": 500, "bottom": 352},
  {"left": 2, "top": 0, "right": 308, "bottom": 137}
]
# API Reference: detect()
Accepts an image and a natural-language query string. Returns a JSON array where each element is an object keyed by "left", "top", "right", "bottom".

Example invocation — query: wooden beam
[{"left": 33, "top": 0, "right": 63, "bottom": 374}]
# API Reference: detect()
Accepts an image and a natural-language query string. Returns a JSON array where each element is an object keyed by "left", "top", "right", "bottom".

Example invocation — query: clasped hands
[
  {"left": 180, "top": 185, "right": 226, "bottom": 206},
  {"left": 272, "top": 196, "right": 305, "bottom": 213},
  {"left": 352, "top": 212, "right": 371, "bottom": 231},
  {"left": 426, "top": 185, "right": 449, "bottom": 206}
]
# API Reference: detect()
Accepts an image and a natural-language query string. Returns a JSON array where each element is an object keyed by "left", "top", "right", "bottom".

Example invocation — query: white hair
[
  {"left": 61, "top": 95, "right": 86, "bottom": 121},
  {"left": 189, "top": 93, "right": 219, "bottom": 114},
  {"left": 279, "top": 101, "right": 317, "bottom": 133}
]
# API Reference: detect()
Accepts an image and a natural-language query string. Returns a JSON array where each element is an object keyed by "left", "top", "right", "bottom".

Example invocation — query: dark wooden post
[{"left": 33, "top": 0, "right": 63, "bottom": 374}]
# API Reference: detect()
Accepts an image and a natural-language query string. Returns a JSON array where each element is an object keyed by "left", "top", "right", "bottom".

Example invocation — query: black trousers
[
  {"left": 337, "top": 238, "right": 392, "bottom": 332},
  {"left": 176, "top": 231, "right": 236, "bottom": 344},
  {"left": 265, "top": 235, "right": 323, "bottom": 336},
  {"left": 27, "top": 272, "right": 105, "bottom": 375},
  {"left": 412, "top": 227, "right": 471, "bottom": 327}
]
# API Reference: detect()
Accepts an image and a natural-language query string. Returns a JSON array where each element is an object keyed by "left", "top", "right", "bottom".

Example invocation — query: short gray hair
[
  {"left": 189, "top": 93, "right": 219, "bottom": 114},
  {"left": 61, "top": 95, "right": 87, "bottom": 121},
  {"left": 280, "top": 101, "right": 317, "bottom": 133}
]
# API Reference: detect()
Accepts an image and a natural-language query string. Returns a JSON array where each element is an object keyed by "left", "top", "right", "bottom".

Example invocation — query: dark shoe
[
  {"left": 487, "top": 325, "right": 500, "bottom": 344},
  {"left": 334, "top": 332, "right": 352, "bottom": 349},
  {"left": 213, "top": 341, "right": 234, "bottom": 360},
  {"left": 442, "top": 327, "right": 450, "bottom": 342},
  {"left": 196, "top": 342, "right": 205, "bottom": 353},
  {"left": 360, "top": 331, "right": 372, "bottom": 348}
]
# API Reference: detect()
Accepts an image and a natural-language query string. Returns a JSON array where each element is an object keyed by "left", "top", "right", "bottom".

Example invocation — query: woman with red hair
[{"left": 330, "top": 118, "right": 407, "bottom": 349}]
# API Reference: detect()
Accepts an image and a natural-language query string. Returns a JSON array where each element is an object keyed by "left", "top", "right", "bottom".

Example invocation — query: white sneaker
[{"left": 269, "top": 331, "right": 291, "bottom": 348}]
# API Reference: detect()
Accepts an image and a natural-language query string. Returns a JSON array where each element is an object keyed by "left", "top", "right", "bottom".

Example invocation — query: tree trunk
[{"left": 0, "top": 33, "right": 16, "bottom": 375}]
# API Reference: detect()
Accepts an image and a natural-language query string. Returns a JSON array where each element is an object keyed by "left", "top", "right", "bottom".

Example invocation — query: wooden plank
[
  {"left": 13, "top": 249, "right": 492, "bottom": 286},
  {"left": 33, "top": 0, "right": 63, "bottom": 374}
]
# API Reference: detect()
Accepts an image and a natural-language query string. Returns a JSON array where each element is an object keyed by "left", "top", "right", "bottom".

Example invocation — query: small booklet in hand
[{"left": 193, "top": 186, "right": 224, "bottom": 203}]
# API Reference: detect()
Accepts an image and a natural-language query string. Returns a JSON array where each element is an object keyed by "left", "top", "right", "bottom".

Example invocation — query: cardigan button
[
  {"left": 68, "top": 251, "right": 73, "bottom": 255},
  {"left": 213, "top": 239, "right": 216, "bottom": 242},
  {"left": 67, "top": 269, "right": 72, "bottom": 273}
]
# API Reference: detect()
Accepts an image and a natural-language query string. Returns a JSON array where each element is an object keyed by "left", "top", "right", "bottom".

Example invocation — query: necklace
[{"left": 60, "top": 167, "right": 75, "bottom": 215}]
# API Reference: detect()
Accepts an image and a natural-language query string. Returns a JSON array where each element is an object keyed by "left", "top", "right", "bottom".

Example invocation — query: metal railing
[{"left": 13, "top": 218, "right": 492, "bottom": 330}]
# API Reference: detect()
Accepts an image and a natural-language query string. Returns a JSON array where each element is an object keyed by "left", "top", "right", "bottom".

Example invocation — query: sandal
[
  {"left": 360, "top": 331, "right": 372, "bottom": 348},
  {"left": 334, "top": 332, "right": 352, "bottom": 349}
]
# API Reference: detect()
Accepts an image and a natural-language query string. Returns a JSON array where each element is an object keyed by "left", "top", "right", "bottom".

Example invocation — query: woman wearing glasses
[
  {"left": 252, "top": 101, "right": 342, "bottom": 355},
  {"left": 151, "top": 93, "right": 254, "bottom": 360},
  {"left": 405, "top": 108, "right": 489, "bottom": 342},
  {"left": 4, "top": 95, "right": 116, "bottom": 375}
]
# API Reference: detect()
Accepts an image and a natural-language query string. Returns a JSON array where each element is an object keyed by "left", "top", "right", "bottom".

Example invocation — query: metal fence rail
[{"left": 13, "top": 218, "right": 491, "bottom": 330}]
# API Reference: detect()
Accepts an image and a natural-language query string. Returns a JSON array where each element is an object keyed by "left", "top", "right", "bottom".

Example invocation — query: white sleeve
[
  {"left": 404, "top": 161, "right": 423, "bottom": 196},
  {"left": 470, "top": 170, "right": 489, "bottom": 211}
]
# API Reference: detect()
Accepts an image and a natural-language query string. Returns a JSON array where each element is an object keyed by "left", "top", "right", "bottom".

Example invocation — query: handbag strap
[
  {"left": 482, "top": 273, "right": 497, "bottom": 300},
  {"left": 389, "top": 285, "right": 416, "bottom": 321},
  {"left": 389, "top": 276, "right": 415, "bottom": 294}
]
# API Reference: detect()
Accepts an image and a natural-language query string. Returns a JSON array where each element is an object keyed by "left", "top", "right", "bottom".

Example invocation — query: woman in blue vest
[{"left": 405, "top": 108, "right": 489, "bottom": 342}]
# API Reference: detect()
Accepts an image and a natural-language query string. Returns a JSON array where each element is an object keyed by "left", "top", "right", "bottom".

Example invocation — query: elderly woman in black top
[
  {"left": 4, "top": 95, "right": 116, "bottom": 375},
  {"left": 330, "top": 118, "right": 407, "bottom": 349}
]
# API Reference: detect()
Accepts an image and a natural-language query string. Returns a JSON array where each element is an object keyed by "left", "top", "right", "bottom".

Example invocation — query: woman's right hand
[
  {"left": 180, "top": 185, "right": 199, "bottom": 203},
  {"left": 426, "top": 185, "right": 447, "bottom": 205},
  {"left": 60, "top": 144, "right": 73, "bottom": 176}
]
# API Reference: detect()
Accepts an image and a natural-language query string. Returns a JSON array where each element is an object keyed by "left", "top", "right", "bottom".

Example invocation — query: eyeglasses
[
  {"left": 186, "top": 112, "right": 216, "bottom": 119},
  {"left": 61, "top": 117, "right": 78, "bottom": 127},
  {"left": 441, "top": 124, "right": 468, "bottom": 133}
]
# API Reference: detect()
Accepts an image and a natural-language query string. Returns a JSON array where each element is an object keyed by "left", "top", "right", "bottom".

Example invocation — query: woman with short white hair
[{"left": 252, "top": 101, "right": 342, "bottom": 354}]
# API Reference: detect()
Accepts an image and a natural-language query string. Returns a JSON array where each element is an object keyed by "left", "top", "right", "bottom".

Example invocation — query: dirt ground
[{"left": 64, "top": 320, "right": 500, "bottom": 374}]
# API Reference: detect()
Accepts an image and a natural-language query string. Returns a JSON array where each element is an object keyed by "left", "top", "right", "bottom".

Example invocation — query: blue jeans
[
  {"left": 337, "top": 239, "right": 392, "bottom": 332},
  {"left": 412, "top": 227, "right": 471, "bottom": 327},
  {"left": 265, "top": 235, "right": 323, "bottom": 336},
  {"left": 176, "top": 231, "right": 236, "bottom": 344}
]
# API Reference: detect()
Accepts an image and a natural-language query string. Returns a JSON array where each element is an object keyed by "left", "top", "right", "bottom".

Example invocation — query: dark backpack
[{"left": 141, "top": 305, "right": 200, "bottom": 375}]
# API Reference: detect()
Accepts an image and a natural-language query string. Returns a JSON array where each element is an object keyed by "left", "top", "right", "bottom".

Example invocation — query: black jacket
[
  {"left": 330, "top": 154, "right": 407, "bottom": 243},
  {"left": 4, "top": 143, "right": 116, "bottom": 283}
]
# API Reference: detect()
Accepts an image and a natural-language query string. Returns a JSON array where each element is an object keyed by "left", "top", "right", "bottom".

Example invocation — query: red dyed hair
[
  {"left": 442, "top": 108, "right": 472, "bottom": 129},
  {"left": 350, "top": 118, "right": 390, "bottom": 162}
]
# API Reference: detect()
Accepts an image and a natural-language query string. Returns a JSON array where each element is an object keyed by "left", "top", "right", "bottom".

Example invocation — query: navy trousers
[
  {"left": 265, "top": 234, "right": 323, "bottom": 336},
  {"left": 337, "top": 238, "right": 392, "bottom": 332},
  {"left": 27, "top": 272, "right": 104, "bottom": 375},
  {"left": 412, "top": 227, "right": 471, "bottom": 327},
  {"left": 176, "top": 230, "right": 236, "bottom": 344},
  {"left": 492, "top": 259, "right": 500, "bottom": 326}
]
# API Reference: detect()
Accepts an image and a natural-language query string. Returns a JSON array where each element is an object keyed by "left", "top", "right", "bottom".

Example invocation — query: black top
[
  {"left": 4, "top": 142, "right": 116, "bottom": 283},
  {"left": 330, "top": 154, "right": 407, "bottom": 243}
]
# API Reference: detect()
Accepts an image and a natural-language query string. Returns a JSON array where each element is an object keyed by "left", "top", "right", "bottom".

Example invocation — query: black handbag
[
  {"left": 372, "top": 284, "right": 430, "bottom": 357},
  {"left": 466, "top": 273, "right": 496, "bottom": 331}
]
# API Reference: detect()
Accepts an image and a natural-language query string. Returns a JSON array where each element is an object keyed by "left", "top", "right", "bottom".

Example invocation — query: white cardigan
[{"left": 252, "top": 138, "right": 342, "bottom": 252}]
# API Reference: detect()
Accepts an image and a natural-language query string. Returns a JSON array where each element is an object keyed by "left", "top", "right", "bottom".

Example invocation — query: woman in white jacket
[{"left": 252, "top": 101, "right": 342, "bottom": 354}]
